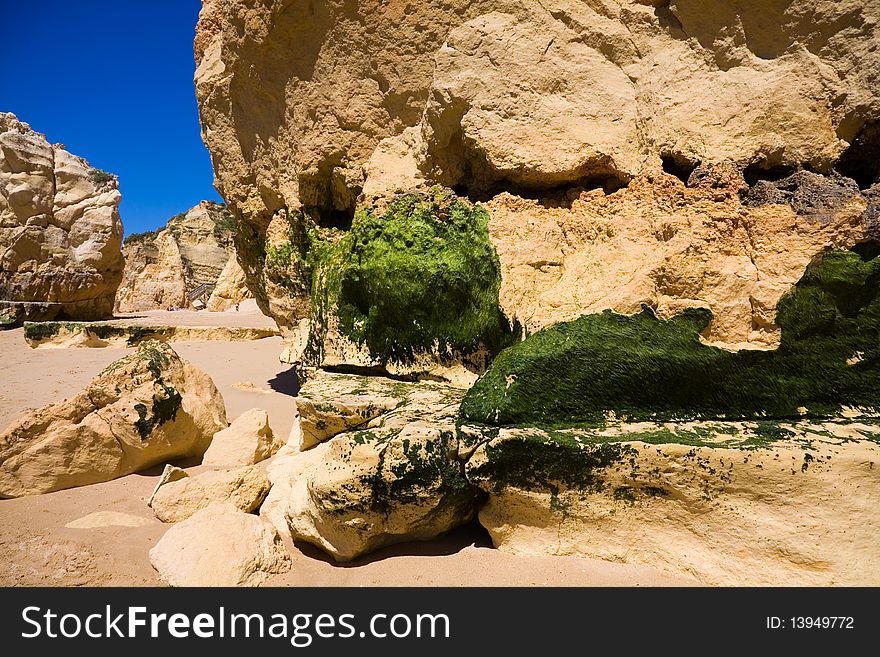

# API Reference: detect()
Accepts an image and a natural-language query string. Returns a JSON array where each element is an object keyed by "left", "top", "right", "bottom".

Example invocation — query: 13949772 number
[{"left": 766, "top": 616, "right": 854, "bottom": 630}]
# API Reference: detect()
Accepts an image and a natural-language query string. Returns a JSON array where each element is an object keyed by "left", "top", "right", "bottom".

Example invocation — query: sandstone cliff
[
  {"left": 115, "top": 201, "right": 249, "bottom": 312},
  {"left": 0, "top": 112, "right": 124, "bottom": 323},
  {"left": 195, "top": 0, "right": 880, "bottom": 377},
  {"left": 193, "top": 1, "right": 880, "bottom": 582}
]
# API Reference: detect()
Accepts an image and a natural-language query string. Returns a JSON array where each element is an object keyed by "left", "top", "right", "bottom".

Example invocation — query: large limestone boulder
[
  {"left": 463, "top": 423, "right": 880, "bottom": 586},
  {"left": 267, "top": 371, "right": 478, "bottom": 561},
  {"left": 0, "top": 112, "right": 123, "bottom": 322},
  {"left": 149, "top": 503, "right": 290, "bottom": 586},
  {"left": 293, "top": 375, "right": 400, "bottom": 451},
  {"left": 202, "top": 408, "right": 281, "bottom": 467},
  {"left": 0, "top": 341, "right": 227, "bottom": 497},
  {"left": 195, "top": 1, "right": 880, "bottom": 371},
  {"left": 454, "top": 243, "right": 880, "bottom": 584},
  {"left": 115, "top": 201, "right": 237, "bottom": 312},
  {"left": 205, "top": 251, "right": 250, "bottom": 311},
  {"left": 149, "top": 466, "right": 270, "bottom": 523}
]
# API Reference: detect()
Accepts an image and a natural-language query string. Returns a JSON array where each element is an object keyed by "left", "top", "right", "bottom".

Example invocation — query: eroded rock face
[
  {"left": 0, "top": 341, "right": 227, "bottom": 497},
  {"left": 114, "top": 229, "right": 187, "bottom": 312},
  {"left": 0, "top": 112, "right": 124, "bottom": 322},
  {"left": 489, "top": 167, "right": 876, "bottom": 350},
  {"left": 266, "top": 371, "right": 477, "bottom": 561},
  {"left": 115, "top": 201, "right": 246, "bottom": 312},
  {"left": 205, "top": 251, "right": 250, "bottom": 311},
  {"left": 196, "top": 0, "right": 879, "bottom": 216},
  {"left": 463, "top": 422, "right": 880, "bottom": 586},
  {"left": 149, "top": 503, "right": 290, "bottom": 586},
  {"left": 195, "top": 0, "right": 880, "bottom": 372}
]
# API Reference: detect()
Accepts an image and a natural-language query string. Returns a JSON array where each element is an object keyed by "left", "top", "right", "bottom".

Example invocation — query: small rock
[
  {"left": 203, "top": 408, "right": 281, "bottom": 467},
  {"left": 150, "top": 466, "right": 270, "bottom": 523},
  {"left": 149, "top": 503, "right": 290, "bottom": 587},
  {"left": 147, "top": 464, "right": 188, "bottom": 507}
]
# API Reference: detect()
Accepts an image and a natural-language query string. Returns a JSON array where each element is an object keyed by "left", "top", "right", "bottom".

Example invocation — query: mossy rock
[
  {"left": 23, "top": 321, "right": 65, "bottom": 341},
  {"left": 0, "top": 313, "right": 19, "bottom": 330},
  {"left": 460, "top": 248, "right": 880, "bottom": 426},
  {"left": 466, "top": 430, "right": 639, "bottom": 494},
  {"left": 270, "top": 189, "right": 518, "bottom": 367}
]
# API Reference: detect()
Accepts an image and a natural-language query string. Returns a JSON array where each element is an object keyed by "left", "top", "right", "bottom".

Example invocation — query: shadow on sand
[
  {"left": 268, "top": 366, "right": 301, "bottom": 397},
  {"left": 292, "top": 519, "right": 495, "bottom": 567}
]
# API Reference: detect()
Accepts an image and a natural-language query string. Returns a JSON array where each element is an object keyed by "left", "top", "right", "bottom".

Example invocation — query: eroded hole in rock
[
  {"left": 661, "top": 154, "right": 699, "bottom": 185},
  {"left": 743, "top": 162, "right": 799, "bottom": 187},
  {"left": 836, "top": 120, "right": 880, "bottom": 190},
  {"left": 321, "top": 364, "right": 417, "bottom": 382},
  {"left": 852, "top": 240, "right": 880, "bottom": 262},
  {"left": 654, "top": 0, "right": 684, "bottom": 34},
  {"left": 454, "top": 173, "right": 629, "bottom": 207},
  {"left": 310, "top": 206, "right": 355, "bottom": 231}
]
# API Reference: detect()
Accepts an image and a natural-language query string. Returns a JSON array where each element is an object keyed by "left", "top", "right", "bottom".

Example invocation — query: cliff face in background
[
  {"left": 195, "top": 0, "right": 880, "bottom": 378},
  {"left": 115, "top": 201, "right": 249, "bottom": 312},
  {"left": 0, "top": 112, "right": 124, "bottom": 323}
]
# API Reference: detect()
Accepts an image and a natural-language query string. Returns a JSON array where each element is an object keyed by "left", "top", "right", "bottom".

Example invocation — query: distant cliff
[
  {"left": 115, "top": 201, "right": 249, "bottom": 312},
  {"left": 0, "top": 112, "right": 123, "bottom": 324}
]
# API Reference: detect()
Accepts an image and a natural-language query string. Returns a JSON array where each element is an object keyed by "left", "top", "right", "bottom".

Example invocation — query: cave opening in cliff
[
  {"left": 452, "top": 172, "right": 629, "bottom": 208},
  {"left": 836, "top": 120, "right": 880, "bottom": 190},
  {"left": 661, "top": 154, "right": 699, "bottom": 185},
  {"left": 742, "top": 162, "right": 799, "bottom": 187},
  {"left": 311, "top": 206, "right": 355, "bottom": 231},
  {"left": 852, "top": 240, "right": 880, "bottom": 262}
]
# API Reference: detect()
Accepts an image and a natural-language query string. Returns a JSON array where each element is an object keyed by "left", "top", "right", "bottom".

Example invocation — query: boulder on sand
[
  {"left": 149, "top": 466, "right": 270, "bottom": 523},
  {"left": 0, "top": 340, "right": 227, "bottom": 497},
  {"left": 202, "top": 407, "right": 281, "bottom": 467},
  {"left": 149, "top": 503, "right": 290, "bottom": 587}
]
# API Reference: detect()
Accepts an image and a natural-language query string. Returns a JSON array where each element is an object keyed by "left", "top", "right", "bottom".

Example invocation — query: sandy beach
[{"left": 0, "top": 313, "right": 692, "bottom": 587}]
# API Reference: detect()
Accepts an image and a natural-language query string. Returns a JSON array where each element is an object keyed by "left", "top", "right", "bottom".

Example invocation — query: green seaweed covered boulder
[
  {"left": 460, "top": 247, "right": 880, "bottom": 426},
  {"left": 283, "top": 189, "right": 517, "bottom": 369}
]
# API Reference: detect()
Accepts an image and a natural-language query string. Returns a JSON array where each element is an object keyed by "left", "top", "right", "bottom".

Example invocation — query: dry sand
[{"left": 0, "top": 314, "right": 693, "bottom": 587}]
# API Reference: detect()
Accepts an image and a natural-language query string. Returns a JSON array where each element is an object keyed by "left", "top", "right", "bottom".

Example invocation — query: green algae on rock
[
  {"left": 265, "top": 189, "right": 518, "bottom": 371},
  {"left": 460, "top": 248, "right": 880, "bottom": 426},
  {"left": 336, "top": 191, "right": 515, "bottom": 362},
  {"left": 269, "top": 370, "right": 478, "bottom": 561},
  {"left": 0, "top": 340, "right": 226, "bottom": 497}
]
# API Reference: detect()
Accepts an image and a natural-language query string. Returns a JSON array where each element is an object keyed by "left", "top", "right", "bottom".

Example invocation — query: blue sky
[{"left": 0, "top": 0, "right": 221, "bottom": 235}]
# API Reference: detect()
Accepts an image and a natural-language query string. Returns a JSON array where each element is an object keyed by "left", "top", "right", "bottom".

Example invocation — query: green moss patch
[
  {"left": 466, "top": 431, "right": 638, "bottom": 494},
  {"left": 267, "top": 189, "right": 517, "bottom": 367},
  {"left": 23, "top": 321, "right": 65, "bottom": 342},
  {"left": 100, "top": 341, "right": 184, "bottom": 440},
  {"left": 461, "top": 248, "right": 880, "bottom": 426},
  {"left": 132, "top": 347, "right": 183, "bottom": 440}
]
